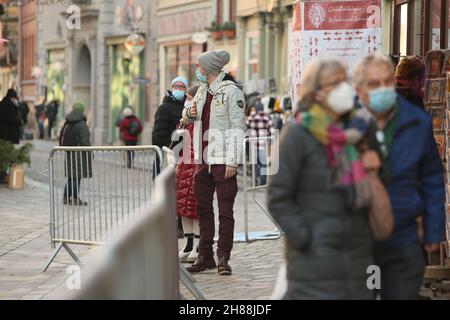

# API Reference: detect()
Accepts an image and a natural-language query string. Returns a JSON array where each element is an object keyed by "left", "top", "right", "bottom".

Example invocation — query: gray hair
[
  {"left": 299, "top": 57, "right": 347, "bottom": 108},
  {"left": 353, "top": 53, "right": 395, "bottom": 86}
]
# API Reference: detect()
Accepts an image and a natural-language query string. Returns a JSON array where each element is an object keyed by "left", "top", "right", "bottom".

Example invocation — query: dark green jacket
[
  {"left": 61, "top": 111, "right": 92, "bottom": 178},
  {"left": 268, "top": 123, "right": 374, "bottom": 300}
]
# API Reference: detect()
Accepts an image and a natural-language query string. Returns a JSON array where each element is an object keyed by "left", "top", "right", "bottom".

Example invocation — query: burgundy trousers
[{"left": 194, "top": 164, "right": 238, "bottom": 260}]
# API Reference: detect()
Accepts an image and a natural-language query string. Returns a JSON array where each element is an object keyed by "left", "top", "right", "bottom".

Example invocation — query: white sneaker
[
  {"left": 179, "top": 250, "right": 191, "bottom": 263},
  {"left": 187, "top": 247, "right": 199, "bottom": 263}
]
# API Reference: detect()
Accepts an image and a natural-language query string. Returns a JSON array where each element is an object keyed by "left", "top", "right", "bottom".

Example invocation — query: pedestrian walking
[
  {"left": 0, "top": 88, "right": 22, "bottom": 144},
  {"left": 268, "top": 58, "right": 375, "bottom": 299},
  {"left": 119, "top": 107, "right": 143, "bottom": 168},
  {"left": 34, "top": 96, "right": 46, "bottom": 139},
  {"left": 354, "top": 53, "right": 446, "bottom": 300},
  {"left": 18, "top": 95, "right": 30, "bottom": 140},
  {"left": 177, "top": 85, "right": 201, "bottom": 263},
  {"left": 45, "top": 100, "right": 59, "bottom": 139},
  {"left": 182, "top": 49, "right": 246, "bottom": 276},
  {"left": 59, "top": 102, "right": 92, "bottom": 206},
  {"left": 395, "top": 56, "right": 426, "bottom": 109}
]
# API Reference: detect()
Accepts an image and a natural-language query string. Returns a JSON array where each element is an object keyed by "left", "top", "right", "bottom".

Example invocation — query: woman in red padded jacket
[{"left": 176, "top": 86, "right": 200, "bottom": 263}]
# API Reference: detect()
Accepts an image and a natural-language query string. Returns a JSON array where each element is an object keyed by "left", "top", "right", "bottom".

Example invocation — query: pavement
[{"left": 0, "top": 139, "right": 285, "bottom": 300}]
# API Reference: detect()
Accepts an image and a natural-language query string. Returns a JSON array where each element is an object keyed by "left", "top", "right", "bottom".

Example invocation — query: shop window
[
  {"left": 165, "top": 43, "right": 206, "bottom": 88},
  {"left": 190, "top": 44, "right": 203, "bottom": 84},
  {"left": 245, "top": 35, "right": 259, "bottom": 83},
  {"left": 448, "top": 2, "right": 450, "bottom": 48},
  {"left": 399, "top": 4, "right": 409, "bottom": 55}
]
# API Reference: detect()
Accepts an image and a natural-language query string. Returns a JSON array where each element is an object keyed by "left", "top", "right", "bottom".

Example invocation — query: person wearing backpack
[
  {"left": 119, "top": 107, "right": 143, "bottom": 168},
  {"left": 59, "top": 102, "right": 92, "bottom": 206}
]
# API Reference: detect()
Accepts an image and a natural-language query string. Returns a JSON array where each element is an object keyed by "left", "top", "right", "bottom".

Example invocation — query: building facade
[
  {"left": 35, "top": 0, "right": 157, "bottom": 145},
  {"left": 0, "top": 1, "right": 18, "bottom": 98},
  {"left": 236, "top": 0, "right": 293, "bottom": 96}
]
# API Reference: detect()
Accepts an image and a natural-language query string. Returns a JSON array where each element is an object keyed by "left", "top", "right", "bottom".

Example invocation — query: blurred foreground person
[
  {"left": 268, "top": 58, "right": 374, "bottom": 299},
  {"left": 354, "top": 53, "right": 445, "bottom": 300}
]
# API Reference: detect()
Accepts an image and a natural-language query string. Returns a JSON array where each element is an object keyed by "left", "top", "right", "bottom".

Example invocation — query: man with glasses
[{"left": 353, "top": 53, "right": 445, "bottom": 300}]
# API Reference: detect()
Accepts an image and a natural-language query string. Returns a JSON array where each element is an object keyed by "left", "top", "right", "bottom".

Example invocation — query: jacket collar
[
  {"left": 395, "top": 96, "right": 422, "bottom": 132},
  {"left": 207, "top": 71, "right": 226, "bottom": 95}
]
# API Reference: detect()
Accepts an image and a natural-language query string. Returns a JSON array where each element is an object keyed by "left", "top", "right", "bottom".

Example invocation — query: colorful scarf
[{"left": 296, "top": 104, "right": 370, "bottom": 209}]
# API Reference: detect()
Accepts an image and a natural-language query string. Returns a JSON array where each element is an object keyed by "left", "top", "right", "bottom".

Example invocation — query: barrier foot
[
  {"left": 63, "top": 243, "right": 82, "bottom": 266},
  {"left": 179, "top": 264, "right": 205, "bottom": 300},
  {"left": 42, "top": 242, "right": 82, "bottom": 272},
  {"left": 42, "top": 242, "right": 64, "bottom": 272}
]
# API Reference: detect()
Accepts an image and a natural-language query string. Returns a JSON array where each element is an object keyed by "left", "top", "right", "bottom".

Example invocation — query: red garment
[
  {"left": 175, "top": 123, "right": 198, "bottom": 219},
  {"left": 119, "top": 115, "right": 143, "bottom": 142},
  {"left": 200, "top": 92, "right": 213, "bottom": 158}
]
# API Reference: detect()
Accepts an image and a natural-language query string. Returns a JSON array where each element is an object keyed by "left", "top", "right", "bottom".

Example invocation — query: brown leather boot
[
  {"left": 186, "top": 256, "right": 216, "bottom": 273},
  {"left": 217, "top": 257, "right": 232, "bottom": 276}
]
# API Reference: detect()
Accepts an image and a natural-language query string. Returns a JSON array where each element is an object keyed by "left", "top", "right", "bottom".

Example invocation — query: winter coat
[
  {"left": 119, "top": 115, "right": 143, "bottom": 142},
  {"left": 60, "top": 110, "right": 92, "bottom": 179},
  {"left": 268, "top": 123, "right": 374, "bottom": 300},
  {"left": 0, "top": 97, "right": 21, "bottom": 144},
  {"left": 18, "top": 101, "right": 29, "bottom": 125},
  {"left": 367, "top": 96, "right": 445, "bottom": 247},
  {"left": 181, "top": 72, "right": 246, "bottom": 167},
  {"left": 175, "top": 123, "right": 198, "bottom": 219},
  {"left": 152, "top": 92, "right": 184, "bottom": 148},
  {"left": 45, "top": 101, "right": 59, "bottom": 123}
]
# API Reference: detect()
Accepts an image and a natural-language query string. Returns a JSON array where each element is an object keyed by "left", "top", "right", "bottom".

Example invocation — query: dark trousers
[
  {"left": 47, "top": 121, "right": 54, "bottom": 139},
  {"left": 124, "top": 140, "right": 137, "bottom": 168},
  {"left": 194, "top": 164, "right": 238, "bottom": 260},
  {"left": 375, "top": 243, "right": 426, "bottom": 300},
  {"left": 64, "top": 178, "right": 81, "bottom": 199},
  {"left": 38, "top": 121, "right": 44, "bottom": 139}
]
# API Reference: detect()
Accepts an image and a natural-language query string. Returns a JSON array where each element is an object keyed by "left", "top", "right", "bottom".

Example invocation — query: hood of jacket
[
  {"left": 65, "top": 110, "right": 86, "bottom": 123},
  {"left": 163, "top": 91, "right": 185, "bottom": 105}
]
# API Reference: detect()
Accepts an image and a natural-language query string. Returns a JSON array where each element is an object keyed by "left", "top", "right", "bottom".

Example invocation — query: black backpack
[
  {"left": 127, "top": 118, "right": 140, "bottom": 136},
  {"left": 59, "top": 122, "right": 76, "bottom": 146}
]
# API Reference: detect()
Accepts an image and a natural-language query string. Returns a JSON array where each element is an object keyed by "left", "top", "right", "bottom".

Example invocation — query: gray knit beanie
[{"left": 197, "top": 50, "right": 230, "bottom": 76}]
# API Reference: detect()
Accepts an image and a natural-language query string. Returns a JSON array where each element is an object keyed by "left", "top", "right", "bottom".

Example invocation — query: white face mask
[{"left": 326, "top": 81, "right": 355, "bottom": 115}]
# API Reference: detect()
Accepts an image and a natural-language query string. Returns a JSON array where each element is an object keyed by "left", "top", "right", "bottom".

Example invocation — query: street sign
[
  {"left": 192, "top": 32, "right": 208, "bottom": 44},
  {"left": 125, "top": 33, "right": 145, "bottom": 54},
  {"left": 133, "top": 77, "right": 150, "bottom": 85}
]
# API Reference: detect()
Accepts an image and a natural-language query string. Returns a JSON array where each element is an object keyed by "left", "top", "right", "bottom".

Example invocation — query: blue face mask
[
  {"left": 172, "top": 90, "right": 185, "bottom": 101},
  {"left": 368, "top": 87, "right": 397, "bottom": 114},
  {"left": 196, "top": 68, "right": 207, "bottom": 83}
]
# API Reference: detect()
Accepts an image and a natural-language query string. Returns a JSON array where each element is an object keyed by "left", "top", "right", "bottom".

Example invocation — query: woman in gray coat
[{"left": 268, "top": 58, "right": 374, "bottom": 299}]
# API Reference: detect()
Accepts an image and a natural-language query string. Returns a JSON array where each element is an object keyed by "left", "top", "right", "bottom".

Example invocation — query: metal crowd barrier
[
  {"left": 73, "top": 166, "right": 180, "bottom": 299},
  {"left": 43, "top": 145, "right": 162, "bottom": 272},
  {"left": 239, "top": 136, "right": 282, "bottom": 242},
  {"left": 162, "top": 145, "right": 205, "bottom": 300}
]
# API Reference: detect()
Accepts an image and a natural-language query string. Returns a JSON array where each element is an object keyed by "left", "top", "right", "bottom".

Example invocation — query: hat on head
[
  {"left": 6, "top": 88, "right": 18, "bottom": 99},
  {"left": 72, "top": 101, "right": 85, "bottom": 113},
  {"left": 197, "top": 50, "right": 230, "bottom": 76},
  {"left": 171, "top": 76, "right": 188, "bottom": 88},
  {"left": 123, "top": 107, "right": 133, "bottom": 117}
]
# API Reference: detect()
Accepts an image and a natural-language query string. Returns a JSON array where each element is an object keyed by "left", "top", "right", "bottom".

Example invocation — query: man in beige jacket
[{"left": 182, "top": 50, "right": 246, "bottom": 275}]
